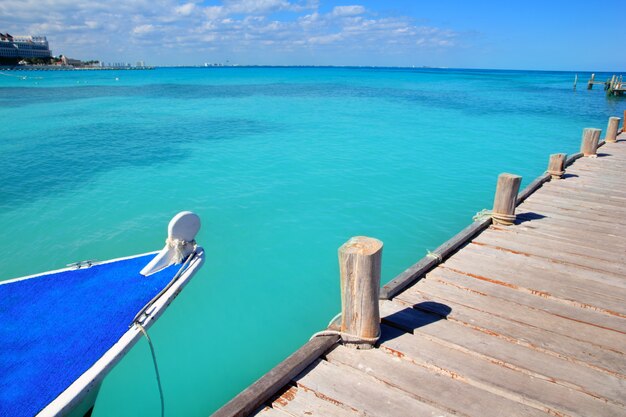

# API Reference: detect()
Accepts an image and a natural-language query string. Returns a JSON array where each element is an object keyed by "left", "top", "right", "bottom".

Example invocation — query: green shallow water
[{"left": 0, "top": 67, "right": 624, "bottom": 416}]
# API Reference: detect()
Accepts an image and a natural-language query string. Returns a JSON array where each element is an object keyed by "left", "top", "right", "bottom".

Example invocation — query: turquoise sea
[{"left": 0, "top": 67, "right": 624, "bottom": 416}]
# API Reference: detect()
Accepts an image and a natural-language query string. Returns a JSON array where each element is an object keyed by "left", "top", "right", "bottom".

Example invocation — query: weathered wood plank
[
  {"left": 554, "top": 165, "right": 626, "bottom": 180},
  {"left": 442, "top": 246, "right": 626, "bottom": 316},
  {"left": 514, "top": 213, "right": 626, "bottom": 245},
  {"left": 533, "top": 187, "right": 626, "bottom": 209},
  {"left": 564, "top": 159, "right": 626, "bottom": 173},
  {"left": 394, "top": 286, "right": 626, "bottom": 376},
  {"left": 487, "top": 224, "right": 626, "bottom": 262},
  {"left": 518, "top": 200, "right": 626, "bottom": 228},
  {"left": 515, "top": 206, "right": 626, "bottom": 236},
  {"left": 524, "top": 185, "right": 626, "bottom": 210},
  {"left": 379, "top": 324, "right": 626, "bottom": 417},
  {"left": 509, "top": 221, "right": 626, "bottom": 249},
  {"left": 473, "top": 229, "right": 626, "bottom": 276},
  {"left": 457, "top": 241, "right": 626, "bottom": 290},
  {"left": 270, "top": 385, "right": 362, "bottom": 417},
  {"left": 409, "top": 269, "right": 626, "bottom": 352},
  {"left": 564, "top": 157, "right": 626, "bottom": 169},
  {"left": 430, "top": 249, "right": 626, "bottom": 333},
  {"left": 379, "top": 300, "right": 626, "bottom": 407},
  {"left": 546, "top": 183, "right": 626, "bottom": 200},
  {"left": 212, "top": 335, "right": 340, "bottom": 417},
  {"left": 413, "top": 269, "right": 626, "bottom": 352},
  {"left": 253, "top": 406, "right": 294, "bottom": 417},
  {"left": 293, "top": 359, "right": 454, "bottom": 417},
  {"left": 326, "top": 344, "right": 550, "bottom": 417}
]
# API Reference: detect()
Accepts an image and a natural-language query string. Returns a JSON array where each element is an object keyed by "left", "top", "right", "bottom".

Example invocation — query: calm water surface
[{"left": 0, "top": 67, "right": 624, "bottom": 416}]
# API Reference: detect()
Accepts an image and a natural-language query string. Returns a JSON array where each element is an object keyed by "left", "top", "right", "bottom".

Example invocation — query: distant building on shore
[
  {"left": 60, "top": 55, "right": 81, "bottom": 66},
  {"left": 0, "top": 33, "right": 52, "bottom": 65}
]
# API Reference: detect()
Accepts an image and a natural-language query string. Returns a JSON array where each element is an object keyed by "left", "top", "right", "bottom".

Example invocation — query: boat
[{"left": 0, "top": 211, "right": 205, "bottom": 417}]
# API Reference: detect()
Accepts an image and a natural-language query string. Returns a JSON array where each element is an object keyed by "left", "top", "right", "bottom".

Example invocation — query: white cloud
[
  {"left": 204, "top": 6, "right": 226, "bottom": 20},
  {"left": 307, "top": 32, "right": 343, "bottom": 44},
  {"left": 132, "top": 24, "right": 155, "bottom": 35},
  {"left": 0, "top": 0, "right": 462, "bottom": 64},
  {"left": 331, "top": 5, "right": 365, "bottom": 17},
  {"left": 175, "top": 2, "right": 196, "bottom": 16}
]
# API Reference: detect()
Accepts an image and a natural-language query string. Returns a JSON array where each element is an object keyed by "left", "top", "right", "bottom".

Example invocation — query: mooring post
[
  {"left": 547, "top": 153, "right": 567, "bottom": 179},
  {"left": 587, "top": 73, "right": 595, "bottom": 90},
  {"left": 606, "top": 117, "right": 620, "bottom": 143},
  {"left": 623, "top": 110, "right": 626, "bottom": 133},
  {"left": 492, "top": 173, "right": 522, "bottom": 226},
  {"left": 338, "top": 236, "right": 383, "bottom": 349},
  {"left": 580, "top": 128, "right": 601, "bottom": 156}
]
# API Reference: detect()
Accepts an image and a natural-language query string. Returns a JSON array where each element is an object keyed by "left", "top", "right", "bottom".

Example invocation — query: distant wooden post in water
[
  {"left": 573, "top": 74, "right": 578, "bottom": 90},
  {"left": 587, "top": 73, "right": 595, "bottom": 89},
  {"left": 581, "top": 128, "right": 601, "bottom": 156},
  {"left": 339, "top": 236, "right": 383, "bottom": 349},
  {"left": 547, "top": 153, "right": 567, "bottom": 179},
  {"left": 491, "top": 173, "right": 522, "bottom": 226},
  {"left": 606, "top": 117, "right": 620, "bottom": 143}
]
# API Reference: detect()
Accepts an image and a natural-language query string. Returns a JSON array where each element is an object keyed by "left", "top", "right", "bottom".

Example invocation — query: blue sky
[{"left": 1, "top": 0, "right": 623, "bottom": 70}]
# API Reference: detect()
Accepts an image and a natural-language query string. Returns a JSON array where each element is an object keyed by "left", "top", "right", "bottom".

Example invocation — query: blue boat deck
[{"left": 0, "top": 253, "right": 179, "bottom": 417}]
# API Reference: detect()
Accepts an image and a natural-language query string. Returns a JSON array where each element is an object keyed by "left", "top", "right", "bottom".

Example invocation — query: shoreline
[{"left": 0, "top": 65, "right": 155, "bottom": 71}]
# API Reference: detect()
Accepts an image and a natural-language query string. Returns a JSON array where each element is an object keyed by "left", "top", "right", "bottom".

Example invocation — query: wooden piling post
[
  {"left": 338, "top": 236, "right": 383, "bottom": 349},
  {"left": 573, "top": 74, "right": 578, "bottom": 90},
  {"left": 547, "top": 153, "right": 567, "bottom": 179},
  {"left": 623, "top": 110, "right": 626, "bottom": 133},
  {"left": 492, "top": 173, "right": 522, "bottom": 226},
  {"left": 606, "top": 117, "right": 620, "bottom": 143},
  {"left": 580, "top": 128, "right": 601, "bottom": 156},
  {"left": 587, "top": 73, "right": 595, "bottom": 90}
]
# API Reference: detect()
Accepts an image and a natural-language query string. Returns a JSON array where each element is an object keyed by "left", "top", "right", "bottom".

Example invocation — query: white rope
[
  {"left": 136, "top": 323, "right": 165, "bottom": 417},
  {"left": 473, "top": 209, "right": 492, "bottom": 222},
  {"left": 132, "top": 250, "right": 197, "bottom": 324},
  {"left": 309, "top": 328, "right": 380, "bottom": 346},
  {"left": 165, "top": 238, "right": 196, "bottom": 264},
  {"left": 327, "top": 312, "right": 342, "bottom": 328},
  {"left": 546, "top": 169, "right": 564, "bottom": 178},
  {"left": 426, "top": 250, "right": 442, "bottom": 262},
  {"left": 491, "top": 212, "right": 517, "bottom": 225}
]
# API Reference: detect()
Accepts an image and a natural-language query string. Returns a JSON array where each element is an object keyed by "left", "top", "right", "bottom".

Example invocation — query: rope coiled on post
[
  {"left": 546, "top": 169, "right": 565, "bottom": 178},
  {"left": 473, "top": 208, "right": 516, "bottom": 225},
  {"left": 309, "top": 329, "right": 380, "bottom": 346},
  {"left": 310, "top": 313, "right": 380, "bottom": 347},
  {"left": 491, "top": 212, "right": 516, "bottom": 225}
]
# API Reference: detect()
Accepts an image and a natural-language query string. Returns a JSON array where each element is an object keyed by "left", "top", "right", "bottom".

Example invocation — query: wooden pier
[
  {"left": 213, "top": 119, "right": 626, "bottom": 417},
  {"left": 586, "top": 73, "right": 626, "bottom": 96}
]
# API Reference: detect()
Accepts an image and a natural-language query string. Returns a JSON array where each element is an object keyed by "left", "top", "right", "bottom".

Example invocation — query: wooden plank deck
[{"left": 224, "top": 133, "right": 626, "bottom": 417}]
